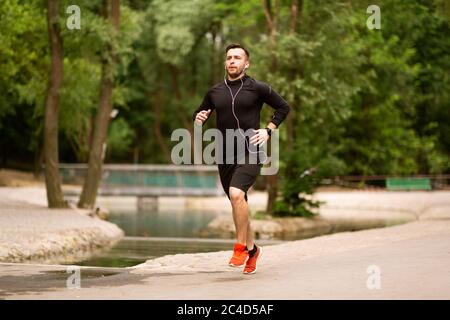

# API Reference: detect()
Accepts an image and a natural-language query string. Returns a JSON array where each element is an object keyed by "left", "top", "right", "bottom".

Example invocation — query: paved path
[
  {"left": 1, "top": 218, "right": 449, "bottom": 299},
  {"left": 1, "top": 187, "right": 449, "bottom": 299}
]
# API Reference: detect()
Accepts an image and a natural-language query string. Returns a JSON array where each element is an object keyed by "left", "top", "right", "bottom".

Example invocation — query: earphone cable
[{"left": 223, "top": 74, "right": 268, "bottom": 164}]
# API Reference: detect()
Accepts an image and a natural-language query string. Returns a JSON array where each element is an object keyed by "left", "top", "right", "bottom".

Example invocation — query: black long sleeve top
[
  {"left": 192, "top": 74, "right": 291, "bottom": 163},
  {"left": 192, "top": 74, "right": 291, "bottom": 131}
]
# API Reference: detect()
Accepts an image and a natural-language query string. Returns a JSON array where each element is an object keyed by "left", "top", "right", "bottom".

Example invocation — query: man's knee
[{"left": 229, "top": 187, "right": 246, "bottom": 205}]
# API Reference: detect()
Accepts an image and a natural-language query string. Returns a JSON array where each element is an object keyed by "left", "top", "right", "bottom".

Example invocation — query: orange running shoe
[
  {"left": 243, "top": 246, "right": 262, "bottom": 274},
  {"left": 228, "top": 243, "right": 248, "bottom": 267}
]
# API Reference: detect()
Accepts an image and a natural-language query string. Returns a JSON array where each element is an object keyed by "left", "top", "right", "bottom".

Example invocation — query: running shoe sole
[{"left": 229, "top": 260, "right": 246, "bottom": 267}]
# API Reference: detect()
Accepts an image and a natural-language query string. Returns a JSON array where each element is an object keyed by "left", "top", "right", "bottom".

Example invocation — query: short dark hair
[{"left": 225, "top": 43, "right": 250, "bottom": 59}]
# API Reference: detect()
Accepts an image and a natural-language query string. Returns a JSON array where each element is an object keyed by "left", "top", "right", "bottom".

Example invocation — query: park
[{"left": 0, "top": 0, "right": 449, "bottom": 304}]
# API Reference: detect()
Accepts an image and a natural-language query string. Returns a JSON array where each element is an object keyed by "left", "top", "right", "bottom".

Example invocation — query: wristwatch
[{"left": 265, "top": 127, "right": 272, "bottom": 137}]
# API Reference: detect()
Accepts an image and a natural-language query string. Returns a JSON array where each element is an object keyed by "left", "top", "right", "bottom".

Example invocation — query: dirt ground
[{"left": 0, "top": 169, "right": 45, "bottom": 187}]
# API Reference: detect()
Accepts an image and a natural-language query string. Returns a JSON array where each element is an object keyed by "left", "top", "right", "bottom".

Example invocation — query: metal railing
[
  {"left": 329, "top": 174, "right": 450, "bottom": 190},
  {"left": 59, "top": 164, "right": 224, "bottom": 196}
]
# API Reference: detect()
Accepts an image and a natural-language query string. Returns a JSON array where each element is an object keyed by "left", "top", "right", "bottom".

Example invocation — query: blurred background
[
  {"left": 0, "top": 0, "right": 449, "bottom": 213},
  {"left": 0, "top": 0, "right": 450, "bottom": 269}
]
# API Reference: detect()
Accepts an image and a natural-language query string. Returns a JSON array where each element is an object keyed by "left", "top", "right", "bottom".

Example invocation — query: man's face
[{"left": 225, "top": 48, "right": 249, "bottom": 79}]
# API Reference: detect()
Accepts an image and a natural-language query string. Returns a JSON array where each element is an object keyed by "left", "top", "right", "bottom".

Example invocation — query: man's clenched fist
[{"left": 194, "top": 109, "right": 211, "bottom": 125}]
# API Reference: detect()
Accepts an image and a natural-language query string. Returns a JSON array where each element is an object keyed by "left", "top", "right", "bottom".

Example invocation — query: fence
[
  {"left": 330, "top": 174, "right": 450, "bottom": 190},
  {"left": 59, "top": 164, "right": 224, "bottom": 196}
]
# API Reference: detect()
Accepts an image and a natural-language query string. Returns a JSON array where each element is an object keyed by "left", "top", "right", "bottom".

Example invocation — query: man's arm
[
  {"left": 250, "top": 83, "right": 290, "bottom": 146},
  {"left": 192, "top": 90, "right": 215, "bottom": 125},
  {"left": 259, "top": 82, "right": 291, "bottom": 129}
]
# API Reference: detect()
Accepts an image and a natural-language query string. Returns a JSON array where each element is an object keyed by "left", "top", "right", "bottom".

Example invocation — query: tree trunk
[
  {"left": 78, "top": 0, "right": 120, "bottom": 209},
  {"left": 133, "top": 146, "right": 139, "bottom": 164},
  {"left": 169, "top": 65, "right": 196, "bottom": 162},
  {"left": 44, "top": 0, "right": 67, "bottom": 208},
  {"left": 262, "top": 0, "right": 279, "bottom": 69},
  {"left": 262, "top": 0, "right": 281, "bottom": 214},
  {"left": 286, "top": 0, "right": 300, "bottom": 151},
  {"left": 170, "top": 65, "right": 194, "bottom": 135},
  {"left": 210, "top": 22, "right": 221, "bottom": 86}
]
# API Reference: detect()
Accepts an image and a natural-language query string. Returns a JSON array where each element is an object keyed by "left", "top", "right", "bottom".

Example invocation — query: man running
[{"left": 192, "top": 43, "right": 290, "bottom": 274}]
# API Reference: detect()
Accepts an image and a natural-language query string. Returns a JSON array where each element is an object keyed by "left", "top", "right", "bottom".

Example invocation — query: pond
[{"left": 70, "top": 209, "right": 283, "bottom": 268}]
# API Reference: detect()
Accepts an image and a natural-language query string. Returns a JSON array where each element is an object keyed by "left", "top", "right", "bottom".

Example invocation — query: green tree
[
  {"left": 78, "top": 0, "right": 121, "bottom": 209},
  {"left": 44, "top": 0, "right": 67, "bottom": 208}
]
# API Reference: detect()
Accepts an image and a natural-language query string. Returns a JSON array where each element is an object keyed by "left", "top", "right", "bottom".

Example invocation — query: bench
[{"left": 386, "top": 177, "right": 432, "bottom": 191}]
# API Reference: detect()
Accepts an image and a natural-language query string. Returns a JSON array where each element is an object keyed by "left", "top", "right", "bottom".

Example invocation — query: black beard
[{"left": 227, "top": 68, "right": 244, "bottom": 79}]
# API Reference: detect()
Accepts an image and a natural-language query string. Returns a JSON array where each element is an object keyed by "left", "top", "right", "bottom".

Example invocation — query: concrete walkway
[
  {"left": 0, "top": 185, "right": 449, "bottom": 299},
  {"left": 1, "top": 215, "right": 449, "bottom": 299}
]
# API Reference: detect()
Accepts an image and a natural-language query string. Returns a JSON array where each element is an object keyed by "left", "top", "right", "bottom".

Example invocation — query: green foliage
[
  {"left": 0, "top": 0, "right": 449, "bottom": 217},
  {"left": 106, "top": 117, "right": 135, "bottom": 158},
  {"left": 0, "top": 0, "right": 48, "bottom": 162},
  {"left": 59, "top": 58, "right": 101, "bottom": 162},
  {"left": 0, "top": 0, "right": 47, "bottom": 127},
  {"left": 273, "top": 143, "right": 346, "bottom": 217},
  {"left": 252, "top": 0, "right": 450, "bottom": 216},
  {"left": 149, "top": 0, "right": 217, "bottom": 66}
]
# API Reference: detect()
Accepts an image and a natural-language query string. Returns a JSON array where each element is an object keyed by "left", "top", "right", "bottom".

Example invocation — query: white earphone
[{"left": 223, "top": 66, "right": 268, "bottom": 164}]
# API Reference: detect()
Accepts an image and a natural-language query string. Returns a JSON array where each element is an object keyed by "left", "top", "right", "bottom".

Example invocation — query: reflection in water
[
  {"left": 108, "top": 209, "right": 224, "bottom": 238},
  {"left": 72, "top": 209, "right": 284, "bottom": 268},
  {"left": 74, "top": 237, "right": 283, "bottom": 268}
]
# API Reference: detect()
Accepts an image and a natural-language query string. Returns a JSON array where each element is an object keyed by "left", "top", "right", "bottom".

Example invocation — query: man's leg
[
  {"left": 246, "top": 218, "right": 254, "bottom": 251},
  {"left": 229, "top": 186, "right": 261, "bottom": 275},
  {"left": 229, "top": 186, "right": 254, "bottom": 250}
]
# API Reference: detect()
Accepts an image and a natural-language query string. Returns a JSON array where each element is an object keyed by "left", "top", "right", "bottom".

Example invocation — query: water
[
  {"left": 107, "top": 209, "right": 223, "bottom": 238},
  {"left": 75, "top": 237, "right": 273, "bottom": 268},
  {"left": 73, "top": 209, "right": 283, "bottom": 268}
]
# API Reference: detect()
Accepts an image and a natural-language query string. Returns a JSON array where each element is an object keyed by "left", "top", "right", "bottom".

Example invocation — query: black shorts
[{"left": 218, "top": 162, "right": 262, "bottom": 202}]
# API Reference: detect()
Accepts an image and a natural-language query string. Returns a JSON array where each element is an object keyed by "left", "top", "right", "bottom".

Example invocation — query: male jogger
[{"left": 192, "top": 43, "right": 290, "bottom": 274}]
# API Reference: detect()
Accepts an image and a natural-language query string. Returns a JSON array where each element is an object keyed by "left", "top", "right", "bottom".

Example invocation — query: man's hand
[
  {"left": 194, "top": 109, "right": 211, "bottom": 126},
  {"left": 250, "top": 129, "right": 270, "bottom": 146}
]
